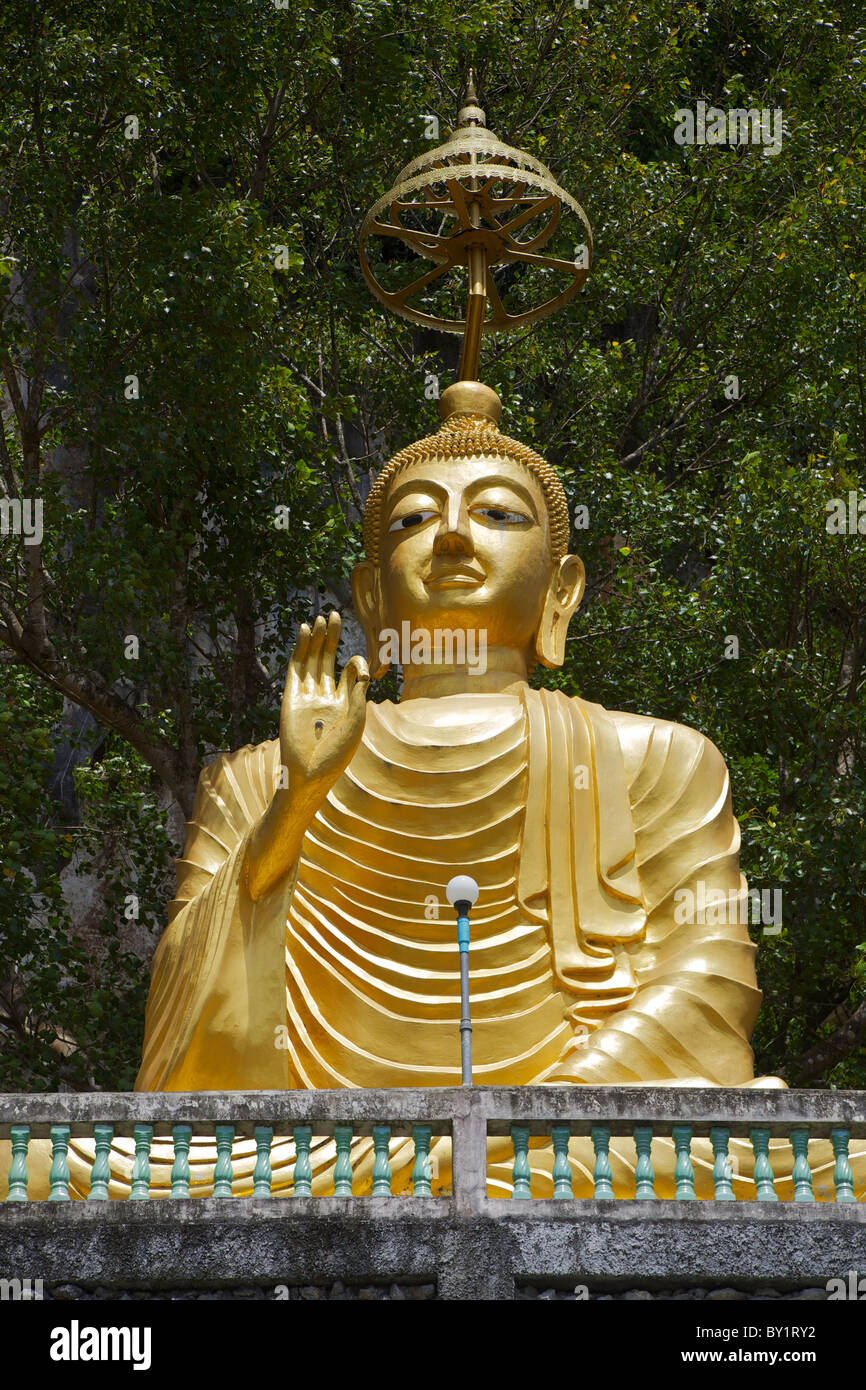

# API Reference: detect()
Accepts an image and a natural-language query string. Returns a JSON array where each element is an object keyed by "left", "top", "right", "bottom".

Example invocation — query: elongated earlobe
[
  {"left": 350, "top": 560, "right": 390, "bottom": 679},
  {"left": 535, "top": 554, "right": 585, "bottom": 668}
]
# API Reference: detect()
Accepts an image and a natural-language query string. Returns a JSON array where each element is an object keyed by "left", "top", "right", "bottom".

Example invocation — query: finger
[
  {"left": 337, "top": 653, "right": 370, "bottom": 702},
  {"left": 290, "top": 622, "right": 311, "bottom": 675},
  {"left": 344, "top": 668, "right": 370, "bottom": 741},
  {"left": 287, "top": 623, "right": 311, "bottom": 695},
  {"left": 307, "top": 614, "right": 327, "bottom": 688},
  {"left": 321, "top": 610, "right": 342, "bottom": 694},
  {"left": 319, "top": 659, "right": 369, "bottom": 764}
]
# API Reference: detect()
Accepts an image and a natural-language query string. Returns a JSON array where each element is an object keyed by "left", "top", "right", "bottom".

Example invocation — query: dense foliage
[{"left": 1, "top": 0, "right": 863, "bottom": 1089}]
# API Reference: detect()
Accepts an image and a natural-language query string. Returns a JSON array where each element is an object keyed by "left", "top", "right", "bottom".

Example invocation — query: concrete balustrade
[{"left": 2, "top": 1087, "right": 865, "bottom": 1299}]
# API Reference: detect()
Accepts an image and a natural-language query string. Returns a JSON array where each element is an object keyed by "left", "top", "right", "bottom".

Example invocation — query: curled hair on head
[{"left": 362, "top": 413, "right": 570, "bottom": 565}]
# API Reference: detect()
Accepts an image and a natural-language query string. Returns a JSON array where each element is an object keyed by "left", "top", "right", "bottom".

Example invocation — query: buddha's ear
[
  {"left": 350, "top": 560, "right": 390, "bottom": 680},
  {"left": 535, "top": 554, "right": 585, "bottom": 669}
]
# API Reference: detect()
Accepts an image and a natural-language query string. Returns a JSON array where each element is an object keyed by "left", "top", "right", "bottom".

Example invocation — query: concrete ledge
[
  {"left": 2, "top": 1085, "right": 866, "bottom": 1139},
  {"left": 3, "top": 1197, "right": 864, "bottom": 1300}
]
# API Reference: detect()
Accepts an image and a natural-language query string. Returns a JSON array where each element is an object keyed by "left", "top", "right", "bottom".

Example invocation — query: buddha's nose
[{"left": 433, "top": 495, "right": 473, "bottom": 555}]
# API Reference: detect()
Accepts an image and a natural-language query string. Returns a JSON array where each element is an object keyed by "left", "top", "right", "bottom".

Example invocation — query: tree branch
[{"left": 789, "top": 999, "right": 866, "bottom": 1084}]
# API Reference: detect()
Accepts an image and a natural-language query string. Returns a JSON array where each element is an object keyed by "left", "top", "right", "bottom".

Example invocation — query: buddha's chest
[
  {"left": 285, "top": 698, "right": 569, "bottom": 1083},
  {"left": 297, "top": 693, "right": 530, "bottom": 922}
]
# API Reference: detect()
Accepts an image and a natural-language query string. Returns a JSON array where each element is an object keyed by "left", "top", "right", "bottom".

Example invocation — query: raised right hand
[
  {"left": 246, "top": 611, "right": 369, "bottom": 901},
  {"left": 280, "top": 610, "right": 369, "bottom": 790}
]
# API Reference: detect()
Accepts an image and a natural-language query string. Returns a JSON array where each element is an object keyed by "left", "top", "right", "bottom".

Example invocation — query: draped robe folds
[
  {"left": 5, "top": 688, "right": 864, "bottom": 1200},
  {"left": 137, "top": 687, "right": 762, "bottom": 1094}
]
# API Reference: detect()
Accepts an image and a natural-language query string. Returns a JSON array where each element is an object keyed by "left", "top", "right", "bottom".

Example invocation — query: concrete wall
[{"left": 2, "top": 1197, "right": 866, "bottom": 1300}]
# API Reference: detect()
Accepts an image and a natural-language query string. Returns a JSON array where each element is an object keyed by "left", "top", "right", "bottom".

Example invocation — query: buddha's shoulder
[{"left": 578, "top": 701, "right": 730, "bottom": 792}]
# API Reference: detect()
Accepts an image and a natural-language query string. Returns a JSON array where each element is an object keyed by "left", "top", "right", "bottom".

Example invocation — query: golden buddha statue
[
  {"left": 122, "top": 375, "right": 829, "bottom": 1199},
  {"left": 3, "top": 81, "right": 862, "bottom": 1202},
  {"left": 138, "top": 379, "right": 771, "bottom": 1103}
]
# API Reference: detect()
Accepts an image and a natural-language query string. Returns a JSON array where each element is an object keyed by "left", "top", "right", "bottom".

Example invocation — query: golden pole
[
  {"left": 457, "top": 71, "right": 487, "bottom": 381},
  {"left": 458, "top": 241, "right": 487, "bottom": 381}
]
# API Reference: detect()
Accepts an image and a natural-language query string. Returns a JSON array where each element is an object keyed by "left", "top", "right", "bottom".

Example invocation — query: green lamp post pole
[{"left": 447, "top": 874, "right": 479, "bottom": 1085}]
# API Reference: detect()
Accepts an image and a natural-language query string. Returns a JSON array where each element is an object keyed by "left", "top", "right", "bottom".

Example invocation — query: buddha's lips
[{"left": 424, "top": 566, "right": 485, "bottom": 590}]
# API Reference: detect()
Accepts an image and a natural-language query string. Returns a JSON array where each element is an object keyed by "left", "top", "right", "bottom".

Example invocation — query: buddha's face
[
  {"left": 352, "top": 451, "right": 585, "bottom": 681},
  {"left": 376, "top": 454, "right": 553, "bottom": 650}
]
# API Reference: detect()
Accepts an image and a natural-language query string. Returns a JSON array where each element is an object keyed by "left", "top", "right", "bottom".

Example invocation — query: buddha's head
[{"left": 351, "top": 382, "right": 585, "bottom": 688}]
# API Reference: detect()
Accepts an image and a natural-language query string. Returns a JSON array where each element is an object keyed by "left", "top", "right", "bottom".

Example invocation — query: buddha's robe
[
  {"left": 4, "top": 689, "right": 862, "bottom": 1199},
  {"left": 139, "top": 687, "right": 760, "bottom": 1093}
]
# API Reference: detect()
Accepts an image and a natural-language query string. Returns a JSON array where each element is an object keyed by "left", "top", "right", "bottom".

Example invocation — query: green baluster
[
  {"left": 88, "top": 1125, "right": 113, "bottom": 1200},
  {"left": 130, "top": 1124, "right": 152, "bottom": 1199},
  {"left": 591, "top": 1125, "right": 614, "bottom": 1201},
  {"left": 293, "top": 1125, "right": 313, "bottom": 1197},
  {"left": 253, "top": 1126, "right": 273, "bottom": 1198},
  {"left": 49, "top": 1125, "right": 70, "bottom": 1202},
  {"left": 791, "top": 1128, "right": 814, "bottom": 1202},
  {"left": 831, "top": 1129, "right": 855, "bottom": 1203},
  {"left": 750, "top": 1127, "right": 778, "bottom": 1201},
  {"left": 633, "top": 1125, "right": 655, "bottom": 1200},
  {"left": 6, "top": 1125, "right": 29, "bottom": 1202},
  {"left": 171, "top": 1125, "right": 192, "bottom": 1198},
  {"left": 333, "top": 1125, "right": 353, "bottom": 1196},
  {"left": 552, "top": 1125, "right": 573, "bottom": 1199},
  {"left": 672, "top": 1126, "right": 696, "bottom": 1200},
  {"left": 213, "top": 1124, "right": 234, "bottom": 1197},
  {"left": 511, "top": 1124, "right": 531, "bottom": 1199},
  {"left": 710, "top": 1127, "right": 735, "bottom": 1201},
  {"left": 411, "top": 1125, "right": 433, "bottom": 1197},
  {"left": 371, "top": 1124, "right": 392, "bottom": 1196}
]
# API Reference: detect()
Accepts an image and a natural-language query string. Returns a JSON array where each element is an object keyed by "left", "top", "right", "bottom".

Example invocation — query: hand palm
[{"left": 280, "top": 611, "right": 369, "bottom": 786}]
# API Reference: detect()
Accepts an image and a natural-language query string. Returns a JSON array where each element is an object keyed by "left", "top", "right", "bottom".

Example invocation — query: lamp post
[{"left": 446, "top": 874, "right": 479, "bottom": 1085}]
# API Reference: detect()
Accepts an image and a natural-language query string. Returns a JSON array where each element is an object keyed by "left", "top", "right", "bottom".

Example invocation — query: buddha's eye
[
  {"left": 388, "top": 510, "right": 437, "bottom": 532},
  {"left": 472, "top": 506, "right": 527, "bottom": 526}
]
